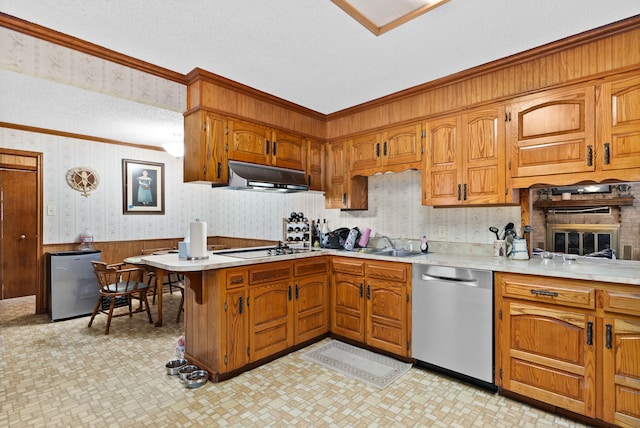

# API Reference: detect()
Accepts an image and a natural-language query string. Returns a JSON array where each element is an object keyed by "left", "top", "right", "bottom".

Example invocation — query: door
[
  {"left": 423, "top": 115, "right": 462, "bottom": 205},
  {"left": 1, "top": 168, "right": 38, "bottom": 299}
]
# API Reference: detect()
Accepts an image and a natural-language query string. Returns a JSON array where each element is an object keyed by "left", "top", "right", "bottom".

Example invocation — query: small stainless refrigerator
[{"left": 47, "top": 250, "right": 102, "bottom": 321}]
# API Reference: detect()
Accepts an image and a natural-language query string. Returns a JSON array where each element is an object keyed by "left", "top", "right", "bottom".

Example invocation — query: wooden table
[{"left": 123, "top": 256, "right": 170, "bottom": 327}]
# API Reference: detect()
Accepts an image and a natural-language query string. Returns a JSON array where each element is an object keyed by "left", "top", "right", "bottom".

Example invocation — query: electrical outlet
[
  {"left": 47, "top": 205, "right": 57, "bottom": 216},
  {"left": 437, "top": 226, "right": 447, "bottom": 240}
]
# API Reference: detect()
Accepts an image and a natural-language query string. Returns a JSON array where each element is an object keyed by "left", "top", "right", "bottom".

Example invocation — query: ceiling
[{"left": 1, "top": 0, "right": 639, "bottom": 148}]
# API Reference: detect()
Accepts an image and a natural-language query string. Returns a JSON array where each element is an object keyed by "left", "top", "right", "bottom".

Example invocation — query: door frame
[{"left": 0, "top": 148, "right": 43, "bottom": 313}]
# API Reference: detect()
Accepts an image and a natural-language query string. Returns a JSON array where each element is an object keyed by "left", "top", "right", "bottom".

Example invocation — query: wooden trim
[
  {"left": 327, "top": 14, "right": 640, "bottom": 120},
  {"left": 185, "top": 68, "right": 326, "bottom": 121},
  {"left": 0, "top": 122, "right": 165, "bottom": 152},
  {"left": 0, "top": 12, "right": 186, "bottom": 84}
]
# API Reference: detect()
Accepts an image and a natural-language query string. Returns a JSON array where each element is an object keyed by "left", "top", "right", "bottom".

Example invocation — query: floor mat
[{"left": 302, "top": 340, "right": 412, "bottom": 390}]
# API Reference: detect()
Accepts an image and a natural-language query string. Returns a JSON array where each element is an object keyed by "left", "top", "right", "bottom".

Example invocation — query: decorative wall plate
[{"left": 66, "top": 167, "right": 99, "bottom": 197}]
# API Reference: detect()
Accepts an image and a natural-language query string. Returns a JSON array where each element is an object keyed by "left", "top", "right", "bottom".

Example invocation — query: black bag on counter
[{"left": 321, "top": 227, "right": 351, "bottom": 249}]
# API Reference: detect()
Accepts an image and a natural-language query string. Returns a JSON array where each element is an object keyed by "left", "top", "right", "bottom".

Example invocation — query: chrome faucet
[{"left": 380, "top": 235, "right": 395, "bottom": 250}]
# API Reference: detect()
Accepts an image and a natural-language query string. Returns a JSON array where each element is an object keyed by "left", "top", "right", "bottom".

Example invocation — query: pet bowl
[
  {"left": 184, "top": 370, "right": 209, "bottom": 388},
  {"left": 178, "top": 364, "right": 199, "bottom": 381},
  {"left": 165, "top": 359, "right": 188, "bottom": 375}
]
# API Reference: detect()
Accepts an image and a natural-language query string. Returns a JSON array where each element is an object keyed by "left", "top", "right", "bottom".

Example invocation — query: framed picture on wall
[{"left": 122, "top": 159, "right": 165, "bottom": 214}]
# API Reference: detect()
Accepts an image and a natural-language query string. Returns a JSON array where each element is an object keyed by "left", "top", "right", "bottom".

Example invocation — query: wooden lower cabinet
[
  {"left": 184, "top": 257, "right": 329, "bottom": 381},
  {"left": 331, "top": 258, "right": 411, "bottom": 357},
  {"left": 496, "top": 272, "right": 640, "bottom": 426}
]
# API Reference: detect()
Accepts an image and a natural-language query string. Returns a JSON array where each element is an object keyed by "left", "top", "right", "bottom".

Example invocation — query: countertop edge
[{"left": 137, "top": 249, "right": 640, "bottom": 286}]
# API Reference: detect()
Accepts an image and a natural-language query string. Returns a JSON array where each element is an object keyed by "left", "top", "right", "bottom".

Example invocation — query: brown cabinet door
[
  {"left": 227, "top": 119, "right": 272, "bottom": 165},
  {"left": 365, "top": 278, "right": 408, "bottom": 356},
  {"left": 462, "top": 106, "right": 506, "bottom": 204},
  {"left": 382, "top": 122, "right": 422, "bottom": 168},
  {"left": 307, "top": 139, "right": 324, "bottom": 191},
  {"left": 331, "top": 272, "right": 365, "bottom": 341},
  {"left": 1, "top": 169, "right": 38, "bottom": 299},
  {"left": 184, "top": 111, "right": 228, "bottom": 184},
  {"left": 602, "top": 316, "right": 640, "bottom": 427},
  {"left": 600, "top": 75, "right": 640, "bottom": 172},
  {"left": 325, "top": 141, "right": 347, "bottom": 208},
  {"left": 294, "top": 273, "right": 329, "bottom": 343},
  {"left": 272, "top": 129, "right": 306, "bottom": 171},
  {"left": 350, "top": 132, "right": 381, "bottom": 174},
  {"left": 499, "top": 300, "right": 596, "bottom": 417},
  {"left": 225, "top": 288, "right": 248, "bottom": 371},
  {"left": 509, "top": 85, "right": 596, "bottom": 178},
  {"left": 423, "top": 115, "right": 462, "bottom": 205},
  {"left": 249, "top": 282, "right": 293, "bottom": 362}
]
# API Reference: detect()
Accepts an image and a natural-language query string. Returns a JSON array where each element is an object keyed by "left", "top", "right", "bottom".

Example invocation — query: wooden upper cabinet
[
  {"left": 307, "top": 139, "right": 324, "bottom": 191},
  {"left": 272, "top": 129, "right": 306, "bottom": 171},
  {"left": 423, "top": 105, "right": 509, "bottom": 206},
  {"left": 183, "top": 110, "right": 228, "bottom": 184},
  {"left": 600, "top": 74, "right": 640, "bottom": 172},
  {"left": 350, "top": 123, "right": 422, "bottom": 176},
  {"left": 508, "top": 85, "right": 596, "bottom": 181},
  {"left": 325, "top": 140, "right": 368, "bottom": 210},
  {"left": 383, "top": 122, "right": 423, "bottom": 168},
  {"left": 227, "top": 119, "right": 272, "bottom": 165},
  {"left": 423, "top": 115, "right": 461, "bottom": 205},
  {"left": 350, "top": 132, "right": 381, "bottom": 174},
  {"left": 226, "top": 119, "right": 306, "bottom": 170}
]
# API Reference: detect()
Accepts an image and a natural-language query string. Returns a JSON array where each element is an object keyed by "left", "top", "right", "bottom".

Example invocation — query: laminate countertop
[{"left": 138, "top": 248, "right": 640, "bottom": 286}]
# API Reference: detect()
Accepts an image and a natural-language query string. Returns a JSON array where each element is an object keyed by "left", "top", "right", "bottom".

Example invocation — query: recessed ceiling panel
[{"left": 332, "top": 0, "right": 452, "bottom": 35}]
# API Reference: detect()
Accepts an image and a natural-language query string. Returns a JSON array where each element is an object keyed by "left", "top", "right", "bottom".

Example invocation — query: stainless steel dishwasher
[{"left": 411, "top": 264, "right": 495, "bottom": 389}]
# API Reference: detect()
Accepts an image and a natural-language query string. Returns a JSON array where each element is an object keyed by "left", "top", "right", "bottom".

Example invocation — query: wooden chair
[
  {"left": 140, "top": 247, "right": 181, "bottom": 303},
  {"left": 88, "top": 261, "right": 153, "bottom": 335}
]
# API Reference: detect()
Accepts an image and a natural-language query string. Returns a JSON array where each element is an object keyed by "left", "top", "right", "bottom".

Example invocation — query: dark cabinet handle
[
  {"left": 359, "top": 283, "right": 363, "bottom": 297},
  {"left": 295, "top": 284, "right": 299, "bottom": 300},
  {"left": 217, "top": 162, "right": 222, "bottom": 179},
  {"left": 366, "top": 284, "right": 371, "bottom": 300},
  {"left": 273, "top": 141, "right": 277, "bottom": 156},
  {"left": 342, "top": 193, "right": 347, "bottom": 205},
  {"left": 288, "top": 285, "right": 292, "bottom": 301},
  {"left": 530, "top": 289, "right": 559, "bottom": 297},
  {"left": 606, "top": 323, "right": 612, "bottom": 349},
  {"left": 383, "top": 141, "right": 388, "bottom": 156},
  {"left": 375, "top": 143, "right": 380, "bottom": 157},
  {"left": 266, "top": 140, "right": 270, "bottom": 155},
  {"left": 463, "top": 183, "right": 467, "bottom": 201},
  {"left": 238, "top": 296, "right": 244, "bottom": 314},
  {"left": 587, "top": 145, "right": 593, "bottom": 166},
  {"left": 457, "top": 184, "right": 461, "bottom": 200},
  {"left": 604, "top": 142, "right": 610, "bottom": 165},
  {"left": 586, "top": 321, "right": 593, "bottom": 345}
]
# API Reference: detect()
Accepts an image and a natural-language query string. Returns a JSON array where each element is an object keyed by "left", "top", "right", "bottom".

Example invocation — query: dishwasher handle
[{"left": 421, "top": 273, "right": 479, "bottom": 286}]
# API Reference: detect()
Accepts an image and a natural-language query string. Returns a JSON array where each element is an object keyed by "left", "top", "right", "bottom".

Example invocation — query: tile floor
[{"left": 1, "top": 295, "right": 591, "bottom": 427}]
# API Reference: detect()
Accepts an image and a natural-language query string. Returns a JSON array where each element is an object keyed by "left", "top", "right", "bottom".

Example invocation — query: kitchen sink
[{"left": 353, "top": 248, "right": 422, "bottom": 258}]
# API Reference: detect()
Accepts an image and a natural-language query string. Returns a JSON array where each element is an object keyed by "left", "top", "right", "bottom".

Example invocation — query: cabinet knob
[{"left": 20, "top": 234, "right": 26, "bottom": 240}]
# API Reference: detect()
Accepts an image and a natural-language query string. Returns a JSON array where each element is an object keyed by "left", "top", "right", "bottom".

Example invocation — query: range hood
[{"left": 226, "top": 160, "right": 308, "bottom": 193}]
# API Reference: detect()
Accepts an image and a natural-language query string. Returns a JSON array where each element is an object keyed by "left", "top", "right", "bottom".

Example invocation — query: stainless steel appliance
[
  {"left": 215, "top": 243, "right": 312, "bottom": 259},
  {"left": 47, "top": 250, "right": 102, "bottom": 321},
  {"left": 412, "top": 264, "right": 495, "bottom": 389},
  {"left": 226, "top": 160, "right": 308, "bottom": 192}
]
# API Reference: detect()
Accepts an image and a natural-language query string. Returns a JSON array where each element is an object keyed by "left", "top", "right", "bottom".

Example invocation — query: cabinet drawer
[
  {"left": 332, "top": 258, "right": 365, "bottom": 275},
  {"left": 249, "top": 261, "right": 292, "bottom": 285},
  {"left": 225, "top": 268, "right": 248, "bottom": 289},
  {"left": 294, "top": 257, "right": 327, "bottom": 277},
  {"left": 499, "top": 273, "right": 595, "bottom": 309},
  {"left": 600, "top": 290, "right": 640, "bottom": 316},
  {"left": 366, "top": 261, "right": 409, "bottom": 282}
]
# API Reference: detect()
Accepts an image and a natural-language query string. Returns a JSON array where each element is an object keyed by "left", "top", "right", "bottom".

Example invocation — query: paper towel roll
[{"left": 189, "top": 221, "right": 208, "bottom": 259}]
